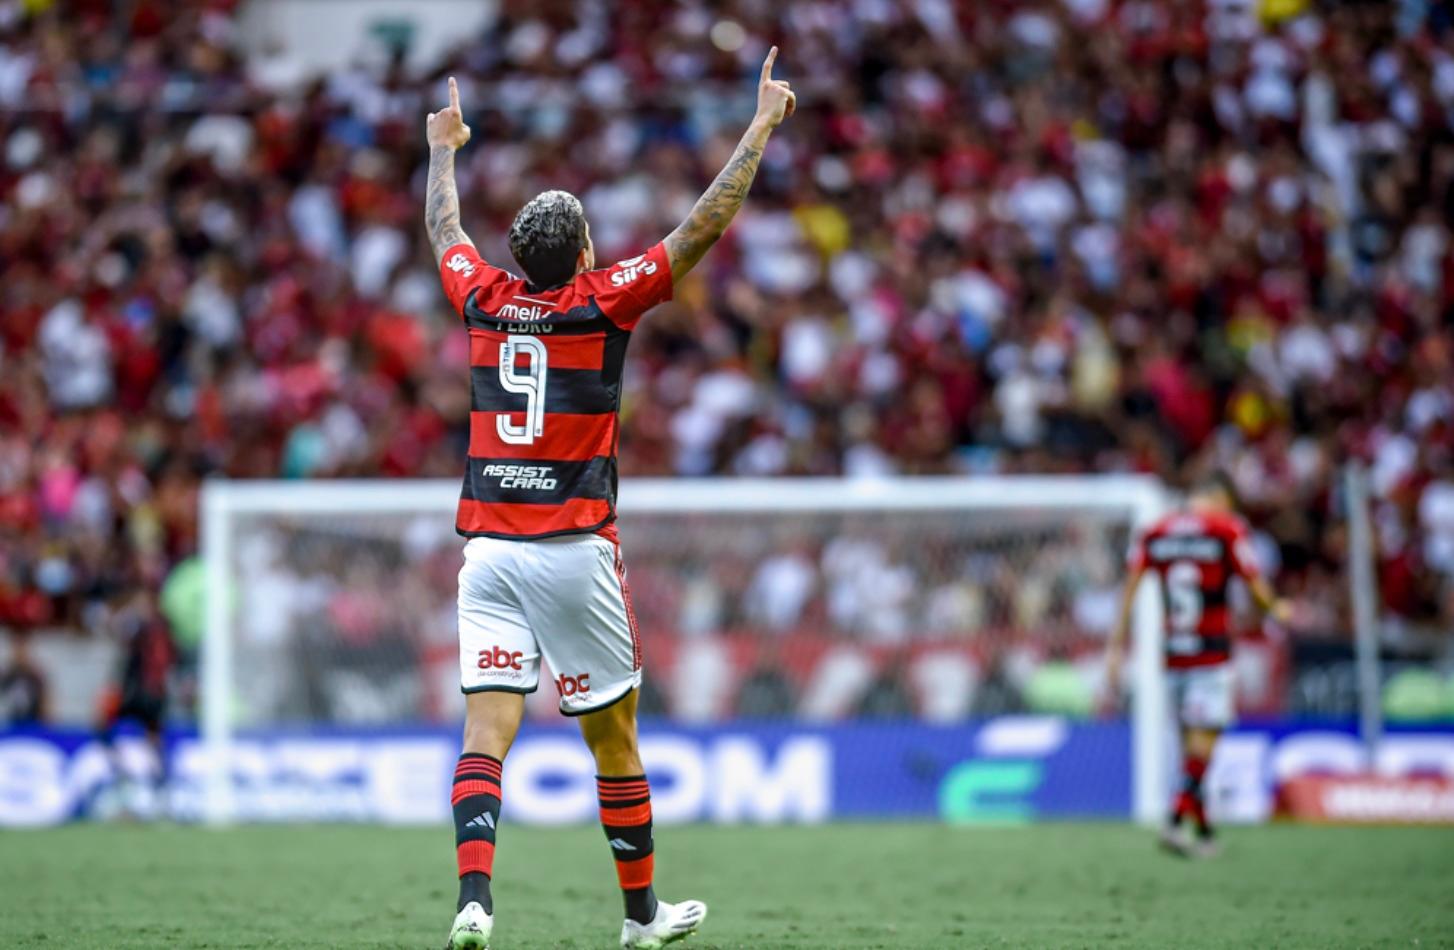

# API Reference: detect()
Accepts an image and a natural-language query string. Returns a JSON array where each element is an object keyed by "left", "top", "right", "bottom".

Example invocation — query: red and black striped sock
[
  {"left": 1183, "top": 754, "right": 1211, "bottom": 838},
  {"left": 597, "top": 774, "right": 657, "bottom": 925},
  {"left": 453, "top": 753, "right": 502, "bottom": 912}
]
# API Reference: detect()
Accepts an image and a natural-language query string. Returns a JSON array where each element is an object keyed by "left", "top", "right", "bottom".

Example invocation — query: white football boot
[
  {"left": 447, "top": 901, "right": 492, "bottom": 949},
  {"left": 1190, "top": 836, "right": 1221, "bottom": 859},
  {"left": 620, "top": 898, "right": 708, "bottom": 949},
  {"left": 1157, "top": 824, "right": 1191, "bottom": 858}
]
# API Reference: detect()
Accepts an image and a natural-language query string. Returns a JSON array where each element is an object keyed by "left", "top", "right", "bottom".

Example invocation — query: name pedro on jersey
[
  {"left": 1147, "top": 536, "right": 1223, "bottom": 561},
  {"left": 481, "top": 463, "right": 558, "bottom": 490}
]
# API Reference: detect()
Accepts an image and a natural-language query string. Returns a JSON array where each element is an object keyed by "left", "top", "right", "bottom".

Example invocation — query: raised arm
[
  {"left": 664, "top": 46, "right": 796, "bottom": 282},
  {"left": 1248, "top": 574, "right": 1292, "bottom": 625},
  {"left": 1230, "top": 523, "right": 1293, "bottom": 625},
  {"left": 425, "top": 77, "right": 475, "bottom": 265}
]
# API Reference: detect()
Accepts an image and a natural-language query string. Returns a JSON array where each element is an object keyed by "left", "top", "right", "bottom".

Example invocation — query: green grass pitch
[{"left": 2, "top": 823, "right": 1452, "bottom": 948}]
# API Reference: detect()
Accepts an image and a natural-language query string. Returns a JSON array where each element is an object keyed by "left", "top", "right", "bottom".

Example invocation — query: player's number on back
[
  {"left": 1166, "top": 560, "right": 1203, "bottom": 648},
  {"left": 497, "top": 335, "right": 548, "bottom": 445}
]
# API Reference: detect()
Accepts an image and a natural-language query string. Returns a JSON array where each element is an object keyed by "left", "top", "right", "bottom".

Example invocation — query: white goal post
[{"left": 200, "top": 475, "right": 1170, "bottom": 825}]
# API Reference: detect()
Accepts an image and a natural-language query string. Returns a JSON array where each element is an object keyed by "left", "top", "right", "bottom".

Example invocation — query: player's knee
[
  {"left": 462, "top": 723, "right": 510, "bottom": 759},
  {"left": 1187, "top": 728, "right": 1219, "bottom": 758},
  {"left": 462, "top": 710, "right": 518, "bottom": 758},
  {"left": 587, "top": 736, "right": 641, "bottom": 774},
  {"left": 461, "top": 690, "right": 526, "bottom": 758},
  {"left": 580, "top": 715, "right": 641, "bottom": 773}
]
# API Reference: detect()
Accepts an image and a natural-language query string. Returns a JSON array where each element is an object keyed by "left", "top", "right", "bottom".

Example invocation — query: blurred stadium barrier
[{"left": 8, "top": 720, "right": 1454, "bottom": 828}]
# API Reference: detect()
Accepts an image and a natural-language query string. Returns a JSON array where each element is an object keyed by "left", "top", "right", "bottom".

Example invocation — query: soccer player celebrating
[
  {"left": 1105, "top": 472, "right": 1290, "bottom": 857},
  {"left": 424, "top": 50, "right": 795, "bottom": 949}
]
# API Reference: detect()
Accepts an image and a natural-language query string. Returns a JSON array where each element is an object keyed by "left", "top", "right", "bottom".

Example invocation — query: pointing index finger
[
  {"left": 449, "top": 76, "right": 460, "bottom": 112},
  {"left": 761, "top": 46, "right": 777, "bottom": 84}
]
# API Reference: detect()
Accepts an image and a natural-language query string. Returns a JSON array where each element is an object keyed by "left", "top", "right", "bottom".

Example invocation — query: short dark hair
[
  {"left": 508, "top": 190, "right": 587, "bottom": 290},
  {"left": 1191, "top": 469, "right": 1238, "bottom": 508}
]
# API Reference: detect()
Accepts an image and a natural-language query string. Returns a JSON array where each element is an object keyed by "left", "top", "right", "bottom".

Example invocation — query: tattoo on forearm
[
  {"left": 426, "top": 146, "right": 469, "bottom": 263},
  {"left": 665, "top": 133, "right": 766, "bottom": 278}
]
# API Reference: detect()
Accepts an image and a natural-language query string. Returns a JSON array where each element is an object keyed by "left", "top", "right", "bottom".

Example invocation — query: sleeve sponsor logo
[
  {"left": 481, "top": 463, "right": 557, "bottom": 490},
  {"left": 446, "top": 252, "right": 476, "bottom": 276},
  {"left": 609, "top": 254, "right": 658, "bottom": 287}
]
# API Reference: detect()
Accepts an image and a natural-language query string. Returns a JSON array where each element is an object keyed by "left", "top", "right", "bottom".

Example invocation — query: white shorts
[
  {"left": 1168, "top": 664, "right": 1236, "bottom": 730},
  {"left": 457, "top": 533, "right": 642, "bottom": 716}
]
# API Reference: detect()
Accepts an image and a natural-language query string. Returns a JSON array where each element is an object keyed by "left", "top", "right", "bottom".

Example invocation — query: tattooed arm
[
  {"left": 426, "top": 146, "right": 472, "bottom": 264},
  {"left": 424, "top": 77, "right": 475, "bottom": 265},
  {"left": 665, "top": 46, "right": 796, "bottom": 282}
]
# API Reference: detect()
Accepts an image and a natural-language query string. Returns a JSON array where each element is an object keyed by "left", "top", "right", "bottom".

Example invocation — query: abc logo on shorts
[
  {"left": 477, "top": 647, "right": 524, "bottom": 671},
  {"left": 556, "top": 674, "right": 590, "bottom": 697}
]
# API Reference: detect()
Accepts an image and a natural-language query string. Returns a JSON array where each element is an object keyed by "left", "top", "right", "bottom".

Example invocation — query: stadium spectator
[
  {"left": 0, "top": 632, "right": 48, "bottom": 726},
  {"left": 89, "top": 590, "right": 176, "bottom": 816}
]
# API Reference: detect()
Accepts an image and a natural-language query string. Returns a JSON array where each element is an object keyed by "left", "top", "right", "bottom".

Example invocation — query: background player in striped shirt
[
  {"left": 1105, "top": 472, "right": 1290, "bottom": 857},
  {"left": 424, "top": 51, "right": 795, "bottom": 949}
]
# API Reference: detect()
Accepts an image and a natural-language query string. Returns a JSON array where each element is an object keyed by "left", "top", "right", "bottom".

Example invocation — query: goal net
[{"left": 199, "top": 476, "right": 1168, "bottom": 825}]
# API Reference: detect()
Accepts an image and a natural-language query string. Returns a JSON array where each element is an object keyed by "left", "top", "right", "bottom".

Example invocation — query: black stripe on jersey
[
  {"left": 601, "top": 322, "right": 631, "bottom": 397},
  {"left": 471, "top": 366, "right": 618, "bottom": 415},
  {"left": 1157, "top": 588, "right": 1227, "bottom": 618},
  {"left": 462, "top": 455, "right": 615, "bottom": 505},
  {"left": 1200, "top": 586, "right": 1228, "bottom": 608},
  {"left": 463, "top": 290, "right": 612, "bottom": 335},
  {"left": 1170, "top": 635, "right": 1231, "bottom": 656},
  {"left": 600, "top": 322, "right": 630, "bottom": 503}
]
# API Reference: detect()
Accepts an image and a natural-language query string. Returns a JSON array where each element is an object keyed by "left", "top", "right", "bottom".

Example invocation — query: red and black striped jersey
[
  {"left": 1128, "top": 509, "right": 1262, "bottom": 668},
  {"left": 438, "top": 241, "right": 673, "bottom": 541}
]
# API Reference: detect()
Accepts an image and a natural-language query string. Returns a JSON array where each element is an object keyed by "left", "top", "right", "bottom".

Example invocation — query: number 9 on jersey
[{"left": 497, "top": 334, "right": 548, "bottom": 445}]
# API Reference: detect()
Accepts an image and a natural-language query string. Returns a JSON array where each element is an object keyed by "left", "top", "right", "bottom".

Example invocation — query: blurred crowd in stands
[{"left": 3, "top": 0, "right": 1454, "bottom": 721}]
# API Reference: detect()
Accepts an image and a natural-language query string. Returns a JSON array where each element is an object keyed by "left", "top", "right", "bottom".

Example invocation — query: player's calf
[
  {"left": 598, "top": 774, "right": 659, "bottom": 924},
  {"left": 453, "top": 753, "right": 503, "bottom": 913},
  {"left": 1181, "top": 727, "right": 1220, "bottom": 843},
  {"left": 449, "top": 689, "right": 523, "bottom": 937},
  {"left": 581, "top": 693, "right": 707, "bottom": 945},
  {"left": 595, "top": 771, "right": 709, "bottom": 946},
  {"left": 445, "top": 753, "right": 502, "bottom": 948}
]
